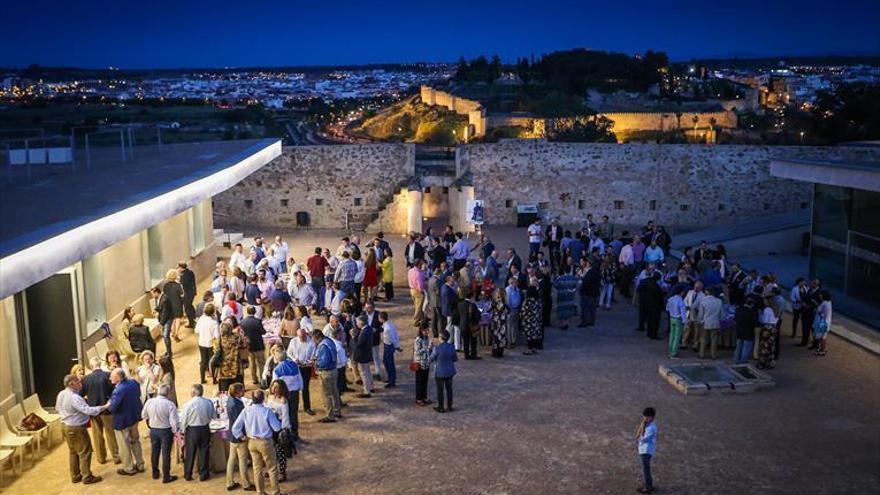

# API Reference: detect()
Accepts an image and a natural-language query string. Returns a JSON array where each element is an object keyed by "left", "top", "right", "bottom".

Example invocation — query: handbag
[
  {"left": 20, "top": 413, "right": 47, "bottom": 431},
  {"left": 209, "top": 345, "right": 224, "bottom": 373},
  {"left": 408, "top": 361, "right": 420, "bottom": 372}
]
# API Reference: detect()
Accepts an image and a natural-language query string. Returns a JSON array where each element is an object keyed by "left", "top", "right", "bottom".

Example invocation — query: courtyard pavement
[{"left": 3, "top": 228, "right": 878, "bottom": 495}]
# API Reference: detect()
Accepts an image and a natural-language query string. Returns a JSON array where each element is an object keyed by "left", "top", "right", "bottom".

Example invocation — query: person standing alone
[{"left": 636, "top": 407, "right": 658, "bottom": 494}]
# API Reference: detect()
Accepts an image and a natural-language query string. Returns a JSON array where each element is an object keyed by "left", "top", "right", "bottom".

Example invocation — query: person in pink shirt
[{"left": 408, "top": 260, "right": 428, "bottom": 328}]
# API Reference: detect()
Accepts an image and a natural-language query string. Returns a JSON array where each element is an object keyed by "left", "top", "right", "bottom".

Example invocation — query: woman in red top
[{"left": 362, "top": 249, "right": 379, "bottom": 303}]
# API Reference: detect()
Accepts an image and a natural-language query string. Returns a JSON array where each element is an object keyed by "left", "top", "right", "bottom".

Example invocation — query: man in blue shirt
[
  {"left": 231, "top": 390, "right": 281, "bottom": 495},
  {"left": 644, "top": 239, "right": 665, "bottom": 265},
  {"left": 450, "top": 232, "right": 470, "bottom": 271},
  {"left": 313, "top": 329, "right": 342, "bottom": 423},
  {"left": 505, "top": 278, "right": 523, "bottom": 347},
  {"left": 108, "top": 369, "right": 144, "bottom": 476}
]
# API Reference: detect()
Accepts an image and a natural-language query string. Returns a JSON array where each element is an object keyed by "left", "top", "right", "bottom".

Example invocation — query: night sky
[{"left": 2, "top": 0, "right": 879, "bottom": 68}]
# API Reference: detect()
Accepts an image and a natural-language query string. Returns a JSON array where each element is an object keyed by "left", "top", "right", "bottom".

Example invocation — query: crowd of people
[
  {"left": 55, "top": 233, "right": 462, "bottom": 494},
  {"left": 53, "top": 216, "right": 835, "bottom": 494}
]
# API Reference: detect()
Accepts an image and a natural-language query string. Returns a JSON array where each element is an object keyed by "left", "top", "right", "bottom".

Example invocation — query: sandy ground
[{"left": 3, "top": 227, "right": 879, "bottom": 495}]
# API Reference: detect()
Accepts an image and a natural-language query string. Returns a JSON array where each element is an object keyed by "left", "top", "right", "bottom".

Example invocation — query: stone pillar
[
  {"left": 448, "top": 187, "right": 461, "bottom": 232},
  {"left": 407, "top": 189, "right": 423, "bottom": 234},
  {"left": 460, "top": 185, "right": 476, "bottom": 233}
]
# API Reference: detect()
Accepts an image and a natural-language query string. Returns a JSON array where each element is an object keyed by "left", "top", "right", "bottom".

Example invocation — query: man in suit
[
  {"left": 578, "top": 259, "right": 600, "bottom": 328},
  {"left": 178, "top": 261, "right": 197, "bottom": 328},
  {"left": 545, "top": 219, "right": 564, "bottom": 273},
  {"left": 81, "top": 357, "right": 120, "bottom": 465},
  {"left": 508, "top": 264, "right": 528, "bottom": 291},
  {"left": 404, "top": 234, "right": 425, "bottom": 268},
  {"left": 429, "top": 330, "right": 458, "bottom": 413},
  {"left": 108, "top": 369, "right": 145, "bottom": 476},
  {"left": 362, "top": 302, "right": 384, "bottom": 380},
  {"left": 457, "top": 295, "right": 481, "bottom": 360},
  {"left": 506, "top": 248, "right": 522, "bottom": 277},
  {"left": 351, "top": 316, "right": 375, "bottom": 398},
  {"left": 240, "top": 306, "right": 266, "bottom": 385},
  {"left": 439, "top": 275, "right": 458, "bottom": 334}
]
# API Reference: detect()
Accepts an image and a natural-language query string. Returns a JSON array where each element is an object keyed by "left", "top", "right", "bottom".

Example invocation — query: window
[
  {"left": 763, "top": 203, "right": 770, "bottom": 210},
  {"left": 613, "top": 200, "right": 625, "bottom": 210},
  {"left": 442, "top": 187, "right": 449, "bottom": 194},
  {"left": 718, "top": 203, "right": 725, "bottom": 211},
  {"left": 505, "top": 199, "right": 514, "bottom": 208},
  {"left": 538, "top": 201, "right": 550, "bottom": 210},
  {"left": 353, "top": 197, "right": 363, "bottom": 207},
  {"left": 280, "top": 199, "right": 289, "bottom": 207},
  {"left": 82, "top": 255, "right": 106, "bottom": 334},
  {"left": 649, "top": 200, "right": 657, "bottom": 211},
  {"left": 424, "top": 187, "right": 432, "bottom": 194},
  {"left": 679, "top": 204, "right": 690, "bottom": 212},
  {"left": 577, "top": 200, "right": 586, "bottom": 210},
  {"left": 800, "top": 201, "right": 809, "bottom": 209},
  {"left": 187, "top": 201, "right": 206, "bottom": 256},
  {"left": 145, "top": 224, "right": 163, "bottom": 287},
  {"left": 315, "top": 198, "right": 324, "bottom": 206},
  {"left": 244, "top": 199, "right": 253, "bottom": 209}
]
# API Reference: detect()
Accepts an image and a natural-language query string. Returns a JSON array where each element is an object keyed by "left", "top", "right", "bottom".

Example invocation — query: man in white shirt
[
  {"left": 179, "top": 384, "right": 216, "bottom": 481},
  {"left": 141, "top": 384, "right": 179, "bottom": 483},
  {"left": 618, "top": 240, "right": 635, "bottom": 298},
  {"left": 272, "top": 236, "right": 290, "bottom": 273},
  {"left": 287, "top": 327, "right": 317, "bottom": 415},
  {"left": 527, "top": 218, "right": 543, "bottom": 261},
  {"left": 56, "top": 374, "right": 109, "bottom": 485},
  {"left": 683, "top": 281, "right": 704, "bottom": 352},
  {"left": 379, "top": 312, "right": 402, "bottom": 388},
  {"left": 229, "top": 244, "right": 248, "bottom": 274},
  {"left": 194, "top": 304, "right": 220, "bottom": 385}
]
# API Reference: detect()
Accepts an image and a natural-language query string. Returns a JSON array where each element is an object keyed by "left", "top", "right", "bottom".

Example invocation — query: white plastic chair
[
  {"left": 6, "top": 404, "right": 48, "bottom": 452},
  {"left": 0, "top": 448, "right": 16, "bottom": 484},
  {"left": 21, "top": 394, "right": 61, "bottom": 441},
  {"left": 0, "top": 415, "right": 32, "bottom": 469}
]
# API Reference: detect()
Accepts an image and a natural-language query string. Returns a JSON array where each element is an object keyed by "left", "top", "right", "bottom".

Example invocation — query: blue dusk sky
[{"left": 1, "top": 0, "right": 879, "bottom": 68}]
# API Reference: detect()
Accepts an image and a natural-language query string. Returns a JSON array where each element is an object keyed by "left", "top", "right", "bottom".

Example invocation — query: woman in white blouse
[{"left": 136, "top": 350, "right": 162, "bottom": 402}]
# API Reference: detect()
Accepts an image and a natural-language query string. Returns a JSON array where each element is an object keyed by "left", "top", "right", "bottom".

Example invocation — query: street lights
[{"left": 799, "top": 131, "right": 805, "bottom": 143}]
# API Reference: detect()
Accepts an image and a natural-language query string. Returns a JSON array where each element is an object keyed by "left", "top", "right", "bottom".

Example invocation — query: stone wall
[
  {"left": 456, "top": 141, "right": 880, "bottom": 231},
  {"left": 600, "top": 110, "right": 738, "bottom": 134},
  {"left": 420, "top": 86, "right": 487, "bottom": 137},
  {"left": 213, "top": 144, "right": 416, "bottom": 230}
]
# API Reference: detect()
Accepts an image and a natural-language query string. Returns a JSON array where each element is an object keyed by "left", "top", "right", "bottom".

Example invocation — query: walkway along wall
[{"left": 456, "top": 141, "right": 880, "bottom": 231}]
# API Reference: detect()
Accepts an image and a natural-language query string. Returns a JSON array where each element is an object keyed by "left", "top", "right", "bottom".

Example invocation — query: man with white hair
[
  {"left": 272, "top": 236, "right": 290, "bottom": 273},
  {"left": 141, "top": 384, "right": 179, "bottom": 483},
  {"left": 287, "top": 326, "right": 317, "bottom": 416},
  {"left": 179, "top": 383, "right": 216, "bottom": 481},
  {"left": 56, "top": 373, "right": 109, "bottom": 484},
  {"left": 108, "top": 368, "right": 145, "bottom": 476}
]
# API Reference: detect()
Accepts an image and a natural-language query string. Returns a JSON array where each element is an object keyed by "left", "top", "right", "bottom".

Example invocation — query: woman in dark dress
[
  {"left": 489, "top": 288, "right": 508, "bottom": 358},
  {"left": 161, "top": 268, "right": 185, "bottom": 357},
  {"left": 522, "top": 277, "right": 543, "bottom": 355}
]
